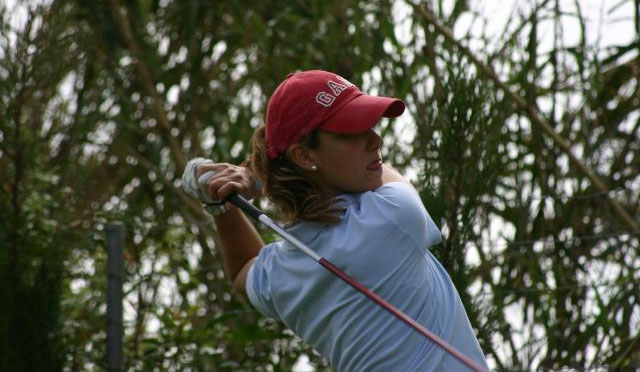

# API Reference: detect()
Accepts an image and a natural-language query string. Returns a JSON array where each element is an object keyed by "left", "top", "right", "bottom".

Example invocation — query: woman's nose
[{"left": 367, "top": 130, "right": 383, "bottom": 151}]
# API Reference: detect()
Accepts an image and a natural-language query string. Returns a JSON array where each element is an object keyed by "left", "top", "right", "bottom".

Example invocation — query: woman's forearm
[
  {"left": 187, "top": 160, "right": 263, "bottom": 289},
  {"left": 213, "top": 206, "right": 263, "bottom": 284}
]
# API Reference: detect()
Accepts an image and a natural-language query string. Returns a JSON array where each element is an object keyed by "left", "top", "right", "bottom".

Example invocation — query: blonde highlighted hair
[{"left": 248, "top": 126, "right": 344, "bottom": 224}]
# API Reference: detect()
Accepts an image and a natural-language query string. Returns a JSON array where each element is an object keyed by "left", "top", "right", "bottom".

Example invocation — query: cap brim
[{"left": 320, "top": 94, "right": 405, "bottom": 133}]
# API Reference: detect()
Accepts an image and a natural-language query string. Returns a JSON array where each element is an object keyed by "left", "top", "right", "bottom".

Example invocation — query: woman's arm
[
  {"left": 382, "top": 164, "right": 416, "bottom": 190},
  {"left": 213, "top": 207, "right": 261, "bottom": 293},
  {"left": 196, "top": 163, "right": 263, "bottom": 295}
]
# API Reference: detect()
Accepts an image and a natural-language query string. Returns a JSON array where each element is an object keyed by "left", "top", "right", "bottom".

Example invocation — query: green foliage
[{"left": 0, "top": 0, "right": 638, "bottom": 371}]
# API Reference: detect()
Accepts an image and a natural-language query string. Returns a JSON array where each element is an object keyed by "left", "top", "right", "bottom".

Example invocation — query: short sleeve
[
  {"left": 245, "top": 244, "right": 279, "bottom": 319},
  {"left": 363, "top": 182, "right": 442, "bottom": 248}
]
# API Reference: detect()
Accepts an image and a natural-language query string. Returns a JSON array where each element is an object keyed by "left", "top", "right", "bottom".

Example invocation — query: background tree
[{"left": 0, "top": 0, "right": 638, "bottom": 370}]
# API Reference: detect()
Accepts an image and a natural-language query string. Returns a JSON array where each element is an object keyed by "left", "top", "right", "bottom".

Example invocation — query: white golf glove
[{"left": 182, "top": 157, "right": 221, "bottom": 204}]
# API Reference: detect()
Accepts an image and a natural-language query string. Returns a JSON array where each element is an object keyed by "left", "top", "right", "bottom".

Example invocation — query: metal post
[{"left": 106, "top": 223, "right": 125, "bottom": 372}]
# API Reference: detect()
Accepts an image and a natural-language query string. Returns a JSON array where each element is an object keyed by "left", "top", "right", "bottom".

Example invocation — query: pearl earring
[{"left": 311, "top": 165, "right": 317, "bottom": 171}]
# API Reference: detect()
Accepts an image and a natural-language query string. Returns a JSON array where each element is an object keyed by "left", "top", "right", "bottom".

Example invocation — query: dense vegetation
[{"left": 1, "top": 0, "right": 638, "bottom": 370}]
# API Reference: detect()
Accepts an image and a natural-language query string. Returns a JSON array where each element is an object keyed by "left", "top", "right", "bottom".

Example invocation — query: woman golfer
[{"left": 184, "top": 70, "right": 489, "bottom": 371}]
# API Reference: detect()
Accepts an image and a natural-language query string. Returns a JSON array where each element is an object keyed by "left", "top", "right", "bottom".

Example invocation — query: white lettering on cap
[
  {"left": 315, "top": 78, "right": 354, "bottom": 107},
  {"left": 327, "top": 80, "right": 348, "bottom": 96},
  {"left": 316, "top": 91, "right": 335, "bottom": 107}
]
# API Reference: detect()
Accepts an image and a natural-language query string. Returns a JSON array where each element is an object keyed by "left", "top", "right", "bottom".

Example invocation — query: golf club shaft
[{"left": 227, "top": 194, "right": 486, "bottom": 372}]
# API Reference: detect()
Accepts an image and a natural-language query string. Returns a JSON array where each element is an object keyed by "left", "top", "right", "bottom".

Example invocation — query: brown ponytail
[{"left": 249, "top": 126, "right": 343, "bottom": 224}]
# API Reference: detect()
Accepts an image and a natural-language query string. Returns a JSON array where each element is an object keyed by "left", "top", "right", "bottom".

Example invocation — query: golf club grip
[
  {"left": 318, "top": 258, "right": 487, "bottom": 372},
  {"left": 227, "top": 194, "right": 263, "bottom": 221}
]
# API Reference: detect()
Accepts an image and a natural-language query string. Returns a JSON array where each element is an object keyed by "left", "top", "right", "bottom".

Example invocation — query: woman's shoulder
[
  {"left": 365, "top": 182, "right": 423, "bottom": 209},
  {"left": 375, "top": 181, "right": 419, "bottom": 196},
  {"left": 347, "top": 182, "right": 424, "bottom": 224},
  {"left": 358, "top": 182, "right": 441, "bottom": 246}
]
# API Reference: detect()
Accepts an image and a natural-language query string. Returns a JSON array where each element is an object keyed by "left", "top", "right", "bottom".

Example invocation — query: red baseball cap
[{"left": 265, "top": 70, "right": 405, "bottom": 159}]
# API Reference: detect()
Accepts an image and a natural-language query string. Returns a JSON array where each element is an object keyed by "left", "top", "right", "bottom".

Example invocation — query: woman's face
[{"left": 308, "top": 129, "right": 384, "bottom": 194}]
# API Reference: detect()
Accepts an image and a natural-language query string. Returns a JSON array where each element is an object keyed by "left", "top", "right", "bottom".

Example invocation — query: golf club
[{"left": 227, "top": 193, "right": 487, "bottom": 372}]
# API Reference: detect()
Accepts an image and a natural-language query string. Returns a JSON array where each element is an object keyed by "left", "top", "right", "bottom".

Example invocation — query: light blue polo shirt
[{"left": 246, "top": 182, "right": 489, "bottom": 371}]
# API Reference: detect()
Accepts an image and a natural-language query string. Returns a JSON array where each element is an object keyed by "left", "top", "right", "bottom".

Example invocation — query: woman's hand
[{"left": 196, "top": 162, "right": 260, "bottom": 202}]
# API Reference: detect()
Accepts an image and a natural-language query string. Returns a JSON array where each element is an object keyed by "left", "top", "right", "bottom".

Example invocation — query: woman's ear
[{"left": 287, "top": 144, "right": 318, "bottom": 172}]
